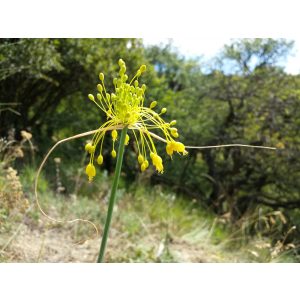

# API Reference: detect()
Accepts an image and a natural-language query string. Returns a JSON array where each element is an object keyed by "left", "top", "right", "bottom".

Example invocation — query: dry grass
[
  {"left": 2, "top": 185, "right": 294, "bottom": 263},
  {"left": 0, "top": 187, "right": 236, "bottom": 263}
]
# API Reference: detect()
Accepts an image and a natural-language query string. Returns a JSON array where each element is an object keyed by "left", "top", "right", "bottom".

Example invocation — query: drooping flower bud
[
  {"left": 97, "top": 154, "right": 104, "bottom": 165},
  {"left": 138, "top": 154, "right": 144, "bottom": 164},
  {"left": 112, "top": 129, "right": 118, "bottom": 141},
  {"left": 85, "top": 143, "right": 92, "bottom": 152},
  {"left": 86, "top": 163, "right": 96, "bottom": 181}
]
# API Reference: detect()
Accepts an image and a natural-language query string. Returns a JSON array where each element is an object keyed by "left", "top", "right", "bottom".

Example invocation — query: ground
[{"left": 0, "top": 186, "right": 293, "bottom": 263}]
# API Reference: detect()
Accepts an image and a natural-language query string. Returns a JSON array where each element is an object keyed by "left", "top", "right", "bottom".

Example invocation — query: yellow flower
[
  {"left": 86, "top": 163, "right": 96, "bottom": 182},
  {"left": 85, "top": 59, "right": 187, "bottom": 180}
]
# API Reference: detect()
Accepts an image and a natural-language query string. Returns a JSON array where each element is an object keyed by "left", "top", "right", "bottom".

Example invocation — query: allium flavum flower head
[{"left": 85, "top": 59, "right": 188, "bottom": 181}]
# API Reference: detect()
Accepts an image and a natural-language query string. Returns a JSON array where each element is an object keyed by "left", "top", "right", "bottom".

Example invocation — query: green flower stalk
[
  {"left": 97, "top": 126, "right": 127, "bottom": 262},
  {"left": 85, "top": 59, "right": 188, "bottom": 262}
]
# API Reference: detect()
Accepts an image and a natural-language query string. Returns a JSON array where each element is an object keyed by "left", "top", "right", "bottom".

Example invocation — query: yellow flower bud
[
  {"left": 112, "top": 129, "right": 118, "bottom": 141},
  {"left": 140, "top": 65, "right": 147, "bottom": 73},
  {"left": 150, "top": 101, "right": 157, "bottom": 109},
  {"left": 97, "top": 154, "right": 103, "bottom": 165},
  {"left": 161, "top": 108, "right": 167, "bottom": 114},
  {"left": 111, "top": 150, "right": 117, "bottom": 158},
  {"left": 97, "top": 84, "right": 103, "bottom": 92},
  {"left": 141, "top": 163, "right": 146, "bottom": 172},
  {"left": 99, "top": 73, "right": 104, "bottom": 81},
  {"left": 85, "top": 143, "right": 92, "bottom": 152},
  {"left": 125, "top": 134, "right": 130, "bottom": 145},
  {"left": 121, "top": 66, "right": 126, "bottom": 73},
  {"left": 172, "top": 132, "right": 179, "bottom": 138},
  {"left": 141, "top": 160, "right": 149, "bottom": 171},
  {"left": 144, "top": 160, "right": 149, "bottom": 168},
  {"left": 98, "top": 93, "right": 104, "bottom": 101},
  {"left": 88, "top": 94, "right": 95, "bottom": 101},
  {"left": 118, "top": 58, "right": 125, "bottom": 67},
  {"left": 170, "top": 120, "right": 177, "bottom": 126},
  {"left": 89, "top": 145, "right": 96, "bottom": 154},
  {"left": 138, "top": 154, "right": 144, "bottom": 164}
]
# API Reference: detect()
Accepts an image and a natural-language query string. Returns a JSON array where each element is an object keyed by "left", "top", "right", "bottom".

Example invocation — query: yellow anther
[
  {"left": 86, "top": 163, "right": 96, "bottom": 181},
  {"left": 88, "top": 94, "right": 95, "bottom": 101},
  {"left": 97, "top": 154, "right": 103, "bottom": 165},
  {"left": 111, "top": 150, "right": 117, "bottom": 158}
]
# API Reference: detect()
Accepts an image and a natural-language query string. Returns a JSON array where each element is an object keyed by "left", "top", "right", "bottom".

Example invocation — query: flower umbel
[{"left": 85, "top": 59, "right": 187, "bottom": 181}]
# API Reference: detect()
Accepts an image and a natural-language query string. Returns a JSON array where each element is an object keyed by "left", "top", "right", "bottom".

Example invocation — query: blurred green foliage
[{"left": 1, "top": 38, "right": 300, "bottom": 255}]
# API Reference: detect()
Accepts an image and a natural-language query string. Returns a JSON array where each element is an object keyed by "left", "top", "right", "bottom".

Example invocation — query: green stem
[{"left": 97, "top": 127, "right": 128, "bottom": 263}]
